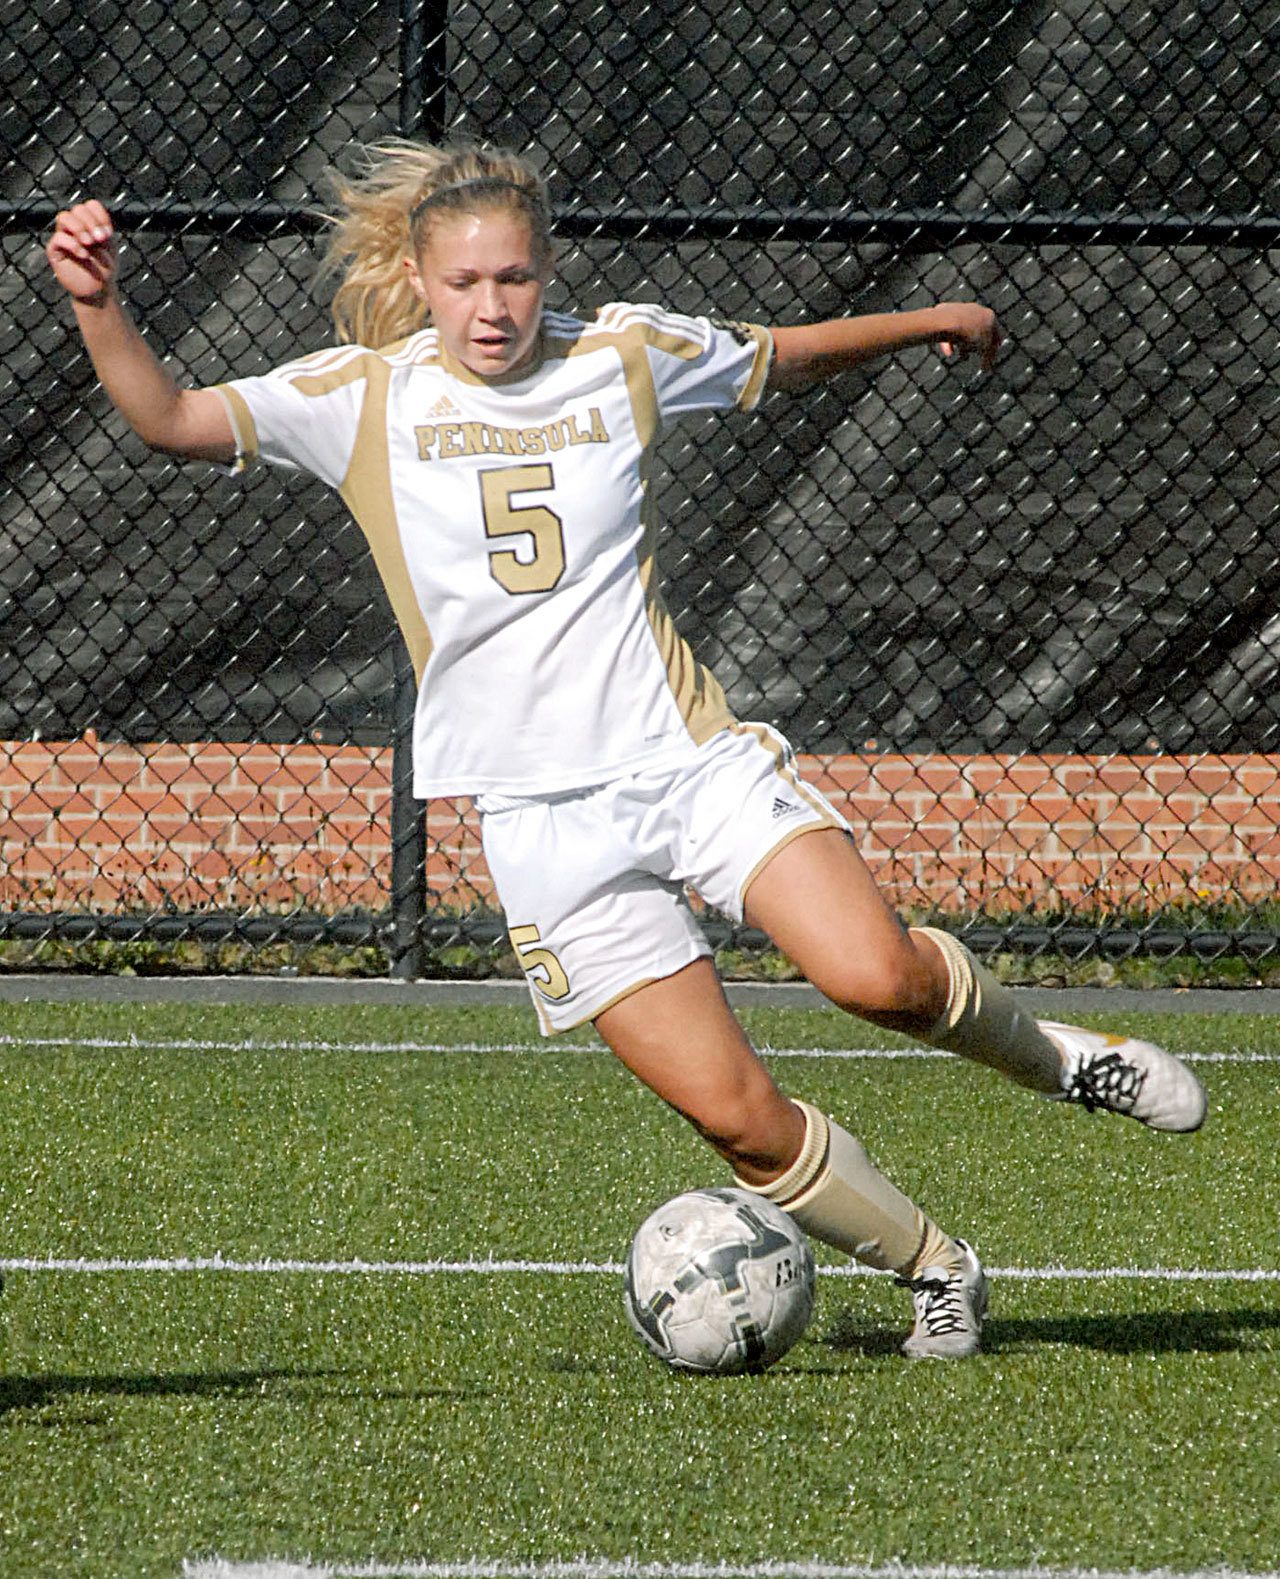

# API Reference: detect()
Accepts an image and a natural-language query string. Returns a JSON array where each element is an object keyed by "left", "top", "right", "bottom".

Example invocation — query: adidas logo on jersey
[
  {"left": 424, "top": 393, "right": 462, "bottom": 418},
  {"left": 771, "top": 797, "right": 805, "bottom": 820}
]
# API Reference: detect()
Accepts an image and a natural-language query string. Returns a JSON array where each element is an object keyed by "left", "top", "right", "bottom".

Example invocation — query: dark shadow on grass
[
  {"left": 815, "top": 1312, "right": 906, "bottom": 1359},
  {"left": 0, "top": 1368, "right": 337, "bottom": 1419},
  {"left": 545, "top": 1352, "right": 613, "bottom": 1375},
  {"left": 984, "top": 1306, "right": 1280, "bottom": 1355},
  {"left": 819, "top": 1305, "right": 1280, "bottom": 1358},
  {"left": 1, "top": 1369, "right": 502, "bottom": 1418}
]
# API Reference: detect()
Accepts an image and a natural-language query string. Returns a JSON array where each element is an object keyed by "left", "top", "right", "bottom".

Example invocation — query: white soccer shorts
[{"left": 475, "top": 722, "right": 849, "bottom": 1033}]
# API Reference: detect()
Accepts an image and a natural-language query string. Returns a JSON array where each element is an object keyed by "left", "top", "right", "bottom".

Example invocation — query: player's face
[{"left": 408, "top": 209, "right": 549, "bottom": 379}]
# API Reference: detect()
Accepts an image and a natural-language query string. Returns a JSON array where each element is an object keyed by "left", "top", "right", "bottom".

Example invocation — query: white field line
[
  {"left": 0, "top": 1033, "right": 927, "bottom": 1058},
  {"left": 4, "top": 1254, "right": 1278, "bottom": 1282},
  {"left": 0, "top": 1032, "right": 1273, "bottom": 1064},
  {"left": 179, "top": 1557, "right": 1280, "bottom": 1579}
]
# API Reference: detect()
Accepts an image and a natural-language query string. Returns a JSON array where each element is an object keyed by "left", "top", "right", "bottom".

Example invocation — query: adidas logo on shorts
[{"left": 770, "top": 796, "right": 805, "bottom": 820}]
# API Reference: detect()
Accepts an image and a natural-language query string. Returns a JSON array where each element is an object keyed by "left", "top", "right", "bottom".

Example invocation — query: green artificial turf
[{"left": 1, "top": 998, "right": 1277, "bottom": 1577}]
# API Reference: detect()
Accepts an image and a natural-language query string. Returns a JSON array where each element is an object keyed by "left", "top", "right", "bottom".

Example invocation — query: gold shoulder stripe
[
  {"left": 281, "top": 354, "right": 381, "bottom": 398},
  {"left": 541, "top": 314, "right": 587, "bottom": 350},
  {"left": 385, "top": 330, "right": 444, "bottom": 366},
  {"left": 590, "top": 303, "right": 710, "bottom": 361},
  {"left": 555, "top": 320, "right": 705, "bottom": 366},
  {"left": 269, "top": 345, "right": 362, "bottom": 377},
  {"left": 597, "top": 301, "right": 701, "bottom": 335}
]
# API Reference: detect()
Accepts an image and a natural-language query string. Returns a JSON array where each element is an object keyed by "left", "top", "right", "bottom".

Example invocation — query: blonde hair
[{"left": 317, "top": 138, "right": 552, "bottom": 348}]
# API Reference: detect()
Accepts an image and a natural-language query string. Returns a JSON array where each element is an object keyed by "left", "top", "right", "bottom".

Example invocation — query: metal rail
[{"left": 11, "top": 199, "right": 1279, "bottom": 248}]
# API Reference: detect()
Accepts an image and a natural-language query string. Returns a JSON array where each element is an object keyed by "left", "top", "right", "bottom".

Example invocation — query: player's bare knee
[
  {"left": 821, "top": 940, "right": 939, "bottom": 1023},
  {"left": 682, "top": 1089, "right": 800, "bottom": 1177}
]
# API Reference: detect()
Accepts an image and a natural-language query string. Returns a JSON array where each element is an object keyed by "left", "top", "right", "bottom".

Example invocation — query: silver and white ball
[{"left": 623, "top": 1186, "right": 816, "bottom": 1374}]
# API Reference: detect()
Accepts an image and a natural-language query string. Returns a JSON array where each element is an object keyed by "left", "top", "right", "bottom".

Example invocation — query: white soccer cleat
[
  {"left": 1042, "top": 1022, "right": 1207, "bottom": 1133},
  {"left": 898, "top": 1238, "right": 988, "bottom": 1360}
]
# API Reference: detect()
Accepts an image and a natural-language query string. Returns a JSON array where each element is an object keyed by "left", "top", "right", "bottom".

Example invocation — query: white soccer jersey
[{"left": 217, "top": 303, "right": 772, "bottom": 797}]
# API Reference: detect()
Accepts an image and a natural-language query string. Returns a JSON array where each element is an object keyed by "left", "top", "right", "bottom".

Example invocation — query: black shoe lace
[
  {"left": 895, "top": 1269, "right": 966, "bottom": 1335},
  {"left": 1065, "top": 1049, "right": 1146, "bottom": 1114}
]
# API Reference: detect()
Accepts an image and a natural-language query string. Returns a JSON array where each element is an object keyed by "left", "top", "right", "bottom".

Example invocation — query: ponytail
[{"left": 317, "top": 138, "right": 551, "bottom": 348}]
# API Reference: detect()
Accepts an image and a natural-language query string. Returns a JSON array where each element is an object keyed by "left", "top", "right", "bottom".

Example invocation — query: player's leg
[
  {"left": 483, "top": 765, "right": 983, "bottom": 1355},
  {"left": 672, "top": 726, "right": 1070, "bottom": 1095},
  {"left": 743, "top": 827, "right": 1063, "bottom": 1087},
  {"left": 593, "top": 958, "right": 984, "bottom": 1356},
  {"left": 593, "top": 957, "right": 802, "bottom": 1180},
  {"left": 744, "top": 827, "right": 1206, "bottom": 1132}
]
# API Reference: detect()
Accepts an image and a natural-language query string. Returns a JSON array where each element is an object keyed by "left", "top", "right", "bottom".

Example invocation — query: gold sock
[
  {"left": 735, "top": 1101, "right": 958, "bottom": 1276},
  {"left": 912, "top": 925, "right": 1065, "bottom": 1093}
]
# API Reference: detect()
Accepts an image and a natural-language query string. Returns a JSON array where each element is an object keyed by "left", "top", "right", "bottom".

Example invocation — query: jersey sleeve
[
  {"left": 651, "top": 310, "right": 772, "bottom": 418},
  {"left": 596, "top": 304, "right": 772, "bottom": 420},
  {"left": 213, "top": 347, "right": 375, "bottom": 488}
]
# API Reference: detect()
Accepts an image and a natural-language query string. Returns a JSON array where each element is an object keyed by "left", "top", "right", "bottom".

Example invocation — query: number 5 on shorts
[{"left": 509, "top": 923, "right": 571, "bottom": 1001}]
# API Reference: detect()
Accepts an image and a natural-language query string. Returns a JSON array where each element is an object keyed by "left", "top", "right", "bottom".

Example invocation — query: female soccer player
[{"left": 46, "top": 140, "right": 1206, "bottom": 1359}]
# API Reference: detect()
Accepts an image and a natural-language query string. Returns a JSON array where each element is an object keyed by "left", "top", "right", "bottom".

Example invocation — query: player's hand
[
  {"left": 935, "top": 303, "right": 1001, "bottom": 371},
  {"left": 46, "top": 200, "right": 119, "bottom": 305}
]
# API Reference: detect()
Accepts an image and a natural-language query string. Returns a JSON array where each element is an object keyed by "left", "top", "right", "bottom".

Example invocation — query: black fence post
[
  {"left": 388, "top": 650, "right": 426, "bottom": 981},
  {"left": 386, "top": 0, "right": 449, "bottom": 981}
]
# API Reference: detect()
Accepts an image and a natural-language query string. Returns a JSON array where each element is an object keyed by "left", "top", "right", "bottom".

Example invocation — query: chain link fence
[{"left": 2, "top": 0, "right": 1278, "bottom": 977}]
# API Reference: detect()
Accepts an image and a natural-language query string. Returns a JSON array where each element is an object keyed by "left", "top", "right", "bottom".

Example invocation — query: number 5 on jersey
[
  {"left": 480, "top": 465, "right": 565, "bottom": 594},
  {"left": 509, "top": 923, "right": 571, "bottom": 1001}
]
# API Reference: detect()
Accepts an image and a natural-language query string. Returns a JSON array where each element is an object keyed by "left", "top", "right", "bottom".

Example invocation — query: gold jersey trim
[
  {"left": 333, "top": 357, "right": 435, "bottom": 686},
  {"left": 378, "top": 306, "right": 771, "bottom": 406},
  {"left": 728, "top": 720, "right": 847, "bottom": 910},
  {"left": 215, "top": 385, "right": 258, "bottom": 470},
  {"left": 223, "top": 353, "right": 435, "bottom": 686},
  {"left": 597, "top": 320, "right": 738, "bottom": 746},
  {"left": 736, "top": 322, "right": 774, "bottom": 410}
]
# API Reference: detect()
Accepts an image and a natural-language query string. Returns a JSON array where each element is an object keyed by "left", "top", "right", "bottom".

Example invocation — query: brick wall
[
  {"left": 0, "top": 733, "right": 406, "bottom": 914},
  {"left": 3, "top": 733, "right": 1279, "bottom": 918},
  {"left": 807, "top": 753, "right": 1280, "bottom": 913}
]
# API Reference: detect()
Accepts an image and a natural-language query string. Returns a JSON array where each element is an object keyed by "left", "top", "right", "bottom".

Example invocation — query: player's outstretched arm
[
  {"left": 47, "top": 201, "right": 236, "bottom": 463},
  {"left": 767, "top": 303, "right": 1001, "bottom": 393}
]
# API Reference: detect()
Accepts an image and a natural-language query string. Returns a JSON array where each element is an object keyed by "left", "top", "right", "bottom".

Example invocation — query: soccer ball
[{"left": 622, "top": 1186, "right": 816, "bottom": 1374}]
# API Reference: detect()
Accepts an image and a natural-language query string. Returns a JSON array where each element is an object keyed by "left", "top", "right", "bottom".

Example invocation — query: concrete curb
[{"left": 1, "top": 973, "right": 1278, "bottom": 1015}]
